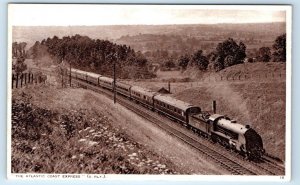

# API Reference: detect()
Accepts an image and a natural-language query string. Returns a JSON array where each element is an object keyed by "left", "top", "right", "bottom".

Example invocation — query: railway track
[
  {"left": 33, "top": 68, "right": 286, "bottom": 175},
  {"left": 255, "top": 157, "right": 285, "bottom": 175},
  {"left": 73, "top": 79, "right": 258, "bottom": 175}
]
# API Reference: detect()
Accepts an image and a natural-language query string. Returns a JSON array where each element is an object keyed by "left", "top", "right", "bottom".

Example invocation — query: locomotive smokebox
[{"left": 212, "top": 100, "right": 216, "bottom": 114}]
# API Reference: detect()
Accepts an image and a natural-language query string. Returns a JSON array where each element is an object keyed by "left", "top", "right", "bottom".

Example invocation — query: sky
[{"left": 9, "top": 4, "right": 287, "bottom": 26}]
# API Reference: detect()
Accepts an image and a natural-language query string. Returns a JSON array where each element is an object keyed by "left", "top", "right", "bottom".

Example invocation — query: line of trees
[
  {"left": 28, "top": 34, "right": 155, "bottom": 79},
  {"left": 177, "top": 34, "right": 286, "bottom": 72}
]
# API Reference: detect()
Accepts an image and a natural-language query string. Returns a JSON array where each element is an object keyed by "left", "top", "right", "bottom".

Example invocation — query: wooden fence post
[
  {"left": 20, "top": 74, "right": 23, "bottom": 87},
  {"left": 24, "top": 73, "right": 27, "bottom": 85},
  {"left": 16, "top": 73, "right": 19, "bottom": 88},
  {"left": 12, "top": 74, "right": 14, "bottom": 89}
]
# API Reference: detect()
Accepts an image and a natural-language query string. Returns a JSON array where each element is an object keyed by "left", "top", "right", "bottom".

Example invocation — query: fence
[
  {"left": 200, "top": 72, "right": 285, "bottom": 83},
  {"left": 12, "top": 73, "right": 47, "bottom": 89}
]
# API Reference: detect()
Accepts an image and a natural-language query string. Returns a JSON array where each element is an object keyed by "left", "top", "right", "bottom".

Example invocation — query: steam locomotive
[{"left": 69, "top": 68, "right": 265, "bottom": 160}]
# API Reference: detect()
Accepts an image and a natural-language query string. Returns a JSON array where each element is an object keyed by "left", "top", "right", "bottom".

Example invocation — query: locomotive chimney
[
  {"left": 168, "top": 81, "right": 171, "bottom": 93},
  {"left": 212, "top": 100, "right": 216, "bottom": 114}
]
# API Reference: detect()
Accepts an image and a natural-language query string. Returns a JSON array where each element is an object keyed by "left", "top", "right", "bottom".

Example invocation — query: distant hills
[{"left": 13, "top": 23, "right": 285, "bottom": 49}]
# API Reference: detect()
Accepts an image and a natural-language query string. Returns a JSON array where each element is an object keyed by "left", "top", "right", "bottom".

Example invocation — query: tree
[
  {"left": 190, "top": 50, "right": 209, "bottom": 71},
  {"left": 213, "top": 56, "right": 224, "bottom": 72},
  {"left": 224, "top": 55, "right": 234, "bottom": 67},
  {"left": 178, "top": 54, "right": 190, "bottom": 70},
  {"left": 257, "top": 47, "right": 271, "bottom": 62},
  {"left": 213, "top": 38, "right": 247, "bottom": 71},
  {"left": 163, "top": 59, "right": 176, "bottom": 69},
  {"left": 12, "top": 42, "right": 18, "bottom": 58},
  {"left": 14, "top": 56, "right": 27, "bottom": 74},
  {"left": 272, "top": 34, "right": 286, "bottom": 62},
  {"left": 19, "top": 42, "right": 27, "bottom": 57}
]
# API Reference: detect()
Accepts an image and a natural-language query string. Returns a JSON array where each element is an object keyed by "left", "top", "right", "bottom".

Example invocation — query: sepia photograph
[{"left": 7, "top": 4, "right": 291, "bottom": 180}]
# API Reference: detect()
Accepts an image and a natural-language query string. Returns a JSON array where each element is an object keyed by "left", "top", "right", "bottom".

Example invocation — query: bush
[{"left": 272, "top": 34, "right": 286, "bottom": 62}]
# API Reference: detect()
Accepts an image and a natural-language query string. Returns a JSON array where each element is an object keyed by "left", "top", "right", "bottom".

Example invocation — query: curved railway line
[{"left": 33, "top": 68, "right": 285, "bottom": 175}]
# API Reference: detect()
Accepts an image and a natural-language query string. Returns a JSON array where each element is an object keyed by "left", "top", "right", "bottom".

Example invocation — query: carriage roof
[
  {"left": 116, "top": 81, "right": 132, "bottom": 89},
  {"left": 99, "top": 76, "right": 114, "bottom": 83},
  {"left": 154, "top": 94, "right": 197, "bottom": 112},
  {"left": 131, "top": 86, "right": 157, "bottom": 97},
  {"left": 86, "top": 72, "right": 101, "bottom": 79}
]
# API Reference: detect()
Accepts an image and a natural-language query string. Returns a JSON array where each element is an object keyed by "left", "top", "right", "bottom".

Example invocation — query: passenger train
[{"left": 69, "top": 68, "right": 265, "bottom": 160}]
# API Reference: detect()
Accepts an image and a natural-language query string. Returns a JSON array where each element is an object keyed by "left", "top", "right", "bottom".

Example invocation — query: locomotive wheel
[{"left": 211, "top": 135, "right": 217, "bottom": 143}]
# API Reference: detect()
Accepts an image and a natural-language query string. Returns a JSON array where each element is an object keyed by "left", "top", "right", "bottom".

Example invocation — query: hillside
[
  {"left": 125, "top": 62, "right": 287, "bottom": 161},
  {"left": 184, "top": 62, "right": 286, "bottom": 81}
]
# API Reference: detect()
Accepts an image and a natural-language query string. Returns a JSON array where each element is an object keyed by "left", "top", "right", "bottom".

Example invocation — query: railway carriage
[
  {"left": 153, "top": 94, "right": 201, "bottom": 124},
  {"left": 70, "top": 68, "right": 87, "bottom": 81},
  {"left": 86, "top": 72, "right": 101, "bottom": 85},
  {"left": 98, "top": 76, "right": 114, "bottom": 90},
  {"left": 116, "top": 82, "right": 132, "bottom": 97},
  {"left": 70, "top": 68, "right": 78, "bottom": 79},
  {"left": 130, "top": 86, "right": 157, "bottom": 109}
]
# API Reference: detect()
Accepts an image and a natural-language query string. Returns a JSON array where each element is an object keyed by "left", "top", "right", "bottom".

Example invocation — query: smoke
[{"left": 205, "top": 81, "right": 251, "bottom": 124}]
